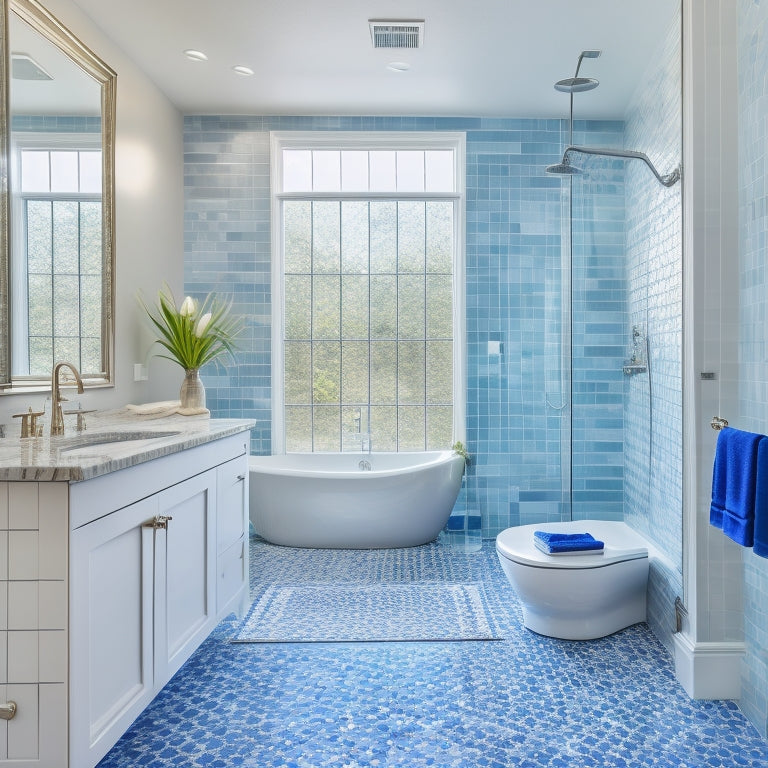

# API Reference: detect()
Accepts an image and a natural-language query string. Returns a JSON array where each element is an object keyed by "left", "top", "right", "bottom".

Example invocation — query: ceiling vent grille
[{"left": 369, "top": 20, "right": 424, "bottom": 49}]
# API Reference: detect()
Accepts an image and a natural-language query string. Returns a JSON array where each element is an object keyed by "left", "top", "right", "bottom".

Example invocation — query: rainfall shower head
[
  {"left": 545, "top": 157, "right": 582, "bottom": 175},
  {"left": 554, "top": 77, "right": 598, "bottom": 93},
  {"left": 554, "top": 49, "right": 602, "bottom": 93}
]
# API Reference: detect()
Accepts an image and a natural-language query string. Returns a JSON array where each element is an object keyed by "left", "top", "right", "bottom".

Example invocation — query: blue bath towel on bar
[
  {"left": 719, "top": 427, "right": 765, "bottom": 547},
  {"left": 533, "top": 531, "right": 604, "bottom": 555},
  {"left": 753, "top": 439, "right": 768, "bottom": 558},
  {"left": 709, "top": 427, "right": 730, "bottom": 528}
]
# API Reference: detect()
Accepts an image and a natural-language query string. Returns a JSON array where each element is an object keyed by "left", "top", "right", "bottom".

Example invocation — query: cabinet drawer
[
  {"left": 217, "top": 537, "right": 246, "bottom": 614},
  {"left": 216, "top": 459, "right": 247, "bottom": 554}
]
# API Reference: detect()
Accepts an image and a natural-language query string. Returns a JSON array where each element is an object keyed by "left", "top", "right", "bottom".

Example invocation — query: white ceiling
[{"left": 68, "top": 0, "right": 678, "bottom": 119}]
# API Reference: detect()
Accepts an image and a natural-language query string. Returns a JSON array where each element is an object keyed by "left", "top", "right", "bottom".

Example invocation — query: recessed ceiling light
[
  {"left": 232, "top": 65, "right": 254, "bottom": 76},
  {"left": 183, "top": 49, "right": 208, "bottom": 62},
  {"left": 386, "top": 61, "right": 410, "bottom": 73}
]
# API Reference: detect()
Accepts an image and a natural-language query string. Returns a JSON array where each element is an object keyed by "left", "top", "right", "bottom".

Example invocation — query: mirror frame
[{"left": 0, "top": 0, "right": 116, "bottom": 390}]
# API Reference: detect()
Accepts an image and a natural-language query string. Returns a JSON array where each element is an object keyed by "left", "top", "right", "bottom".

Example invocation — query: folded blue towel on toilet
[{"left": 533, "top": 531, "right": 604, "bottom": 555}]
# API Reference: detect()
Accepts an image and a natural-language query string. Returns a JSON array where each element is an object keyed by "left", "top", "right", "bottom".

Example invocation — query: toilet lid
[{"left": 496, "top": 522, "right": 648, "bottom": 570}]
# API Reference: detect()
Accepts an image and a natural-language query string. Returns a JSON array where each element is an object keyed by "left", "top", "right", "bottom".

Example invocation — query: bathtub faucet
[{"left": 349, "top": 410, "right": 372, "bottom": 452}]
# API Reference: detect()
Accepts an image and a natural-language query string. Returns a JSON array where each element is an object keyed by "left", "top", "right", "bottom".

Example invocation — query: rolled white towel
[{"left": 126, "top": 400, "right": 181, "bottom": 416}]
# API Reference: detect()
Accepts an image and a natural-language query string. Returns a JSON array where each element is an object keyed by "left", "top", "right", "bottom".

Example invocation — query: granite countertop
[{"left": 0, "top": 407, "right": 255, "bottom": 482}]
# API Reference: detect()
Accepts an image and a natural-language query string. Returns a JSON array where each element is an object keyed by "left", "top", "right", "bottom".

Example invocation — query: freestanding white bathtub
[{"left": 248, "top": 451, "right": 465, "bottom": 549}]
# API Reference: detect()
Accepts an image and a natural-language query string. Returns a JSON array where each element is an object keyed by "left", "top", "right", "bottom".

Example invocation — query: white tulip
[
  {"left": 195, "top": 312, "right": 212, "bottom": 337},
  {"left": 180, "top": 296, "right": 196, "bottom": 316}
]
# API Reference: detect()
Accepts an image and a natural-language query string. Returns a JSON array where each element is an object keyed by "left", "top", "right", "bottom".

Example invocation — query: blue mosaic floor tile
[{"left": 98, "top": 539, "right": 768, "bottom": 767}]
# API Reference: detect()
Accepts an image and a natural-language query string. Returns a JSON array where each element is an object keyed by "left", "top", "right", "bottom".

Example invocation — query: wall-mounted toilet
[{"left": 496, "top": 520, "right": 650, "bottom": 640}]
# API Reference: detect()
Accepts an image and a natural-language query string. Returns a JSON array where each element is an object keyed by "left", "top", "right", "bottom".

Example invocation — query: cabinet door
[
  {"left": 153, "top": 469, "right": 217, "bottom": 683},
  {"left": 70, "top": 495, "right": 156, "bottom": 768},
  {"left": 216, "top": 456, "right": 249, "bottom": 617},
  {"left": 216, "top": 456, "right": 247, "bottom": 555}
]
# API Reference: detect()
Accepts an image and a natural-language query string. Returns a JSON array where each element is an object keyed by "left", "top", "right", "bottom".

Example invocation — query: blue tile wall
[
  {"left": 11, "top": 115, "right": 102, "bottom": 132},
  {"left": 184, "top": 115, "right": 630, "bottom": 538},
  {"left": 738, "top": 0, "right": 768, "bottom": 740}
]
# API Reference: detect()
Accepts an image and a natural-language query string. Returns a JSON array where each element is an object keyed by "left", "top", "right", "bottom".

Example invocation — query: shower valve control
[{"left": 623, "top": 324, "right": 648, "bottom": 375}]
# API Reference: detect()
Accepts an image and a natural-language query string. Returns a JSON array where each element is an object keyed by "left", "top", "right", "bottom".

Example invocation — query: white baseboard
[{"left": 673, "top": 633, "right": 744, "bottom": 700}]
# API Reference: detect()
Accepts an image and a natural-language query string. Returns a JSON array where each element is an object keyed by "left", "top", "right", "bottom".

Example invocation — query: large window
[{"left": 272, "top": 133, "right": 465, "bottom": 453}]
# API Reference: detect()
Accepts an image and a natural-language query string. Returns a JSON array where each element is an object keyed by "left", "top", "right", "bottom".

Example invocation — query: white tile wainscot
[
  {"left": 0, "top": 419, "right": 252, "bottom": 768},
  {"left": 0, "top": 483, "right": 68, "bottom": 765}
]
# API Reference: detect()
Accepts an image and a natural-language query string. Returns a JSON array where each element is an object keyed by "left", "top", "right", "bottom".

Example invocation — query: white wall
[
  {"left": 675, "top": 0, "right": 744, "bottom": 701},
  {"left": 0, "top": 0, "right": 184, "bottom": 427}
]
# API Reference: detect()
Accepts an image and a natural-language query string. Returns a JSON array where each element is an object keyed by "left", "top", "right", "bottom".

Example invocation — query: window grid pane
[
  {"left": 395, "top": 151, "right": 425, "bottom": 192},
  {"left": 341, "top": 151, "right": 369, "bottom": 191},
  {"left": 312, "top": 151, "right": 341, "bottom": 192},
  {"left": 50, "top": 151, "right": 79, "bottom": 193},
  {"left": 369, "top": 151, "right": 396, "bottom": 192},
  {"left": 21, "top": 151, "right": 50, "bottom": 193},
  {"left": 79, "top": 151, "right": 102, "bottom": 193},
  {"left": 283, "top": 150, "right": 312, "bottom": 193},
  {"left": 425, "top": 151, "right": 454, "bottom": 193}
]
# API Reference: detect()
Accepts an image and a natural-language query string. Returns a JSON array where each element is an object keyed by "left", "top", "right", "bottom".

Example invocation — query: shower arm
[{"left": 561, "top": 145, "right": 682, "bottom": 187}]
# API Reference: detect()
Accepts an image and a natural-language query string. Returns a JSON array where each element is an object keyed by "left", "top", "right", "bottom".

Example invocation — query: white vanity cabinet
[
  {"left": 0, "top": 429, "right": 250, "bottom": 768},
  {"left": 69, "top": 493, "right": 157, "bottom": 766}
]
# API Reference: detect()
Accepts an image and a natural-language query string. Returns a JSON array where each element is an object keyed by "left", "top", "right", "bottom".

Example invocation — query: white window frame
[{"left": 270, "top": 131, "right": 466, "bottom": 453}]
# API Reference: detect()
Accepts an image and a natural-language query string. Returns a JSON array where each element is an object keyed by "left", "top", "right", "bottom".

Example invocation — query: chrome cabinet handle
[
  {"left": 0, "top": 701, "right": 17, "bottom": 720},
  {"left": 237, "top": 474, "right": 246, "bottom": 482},
  {"left": 142, "top": 515, "right": 173, "bottom": 530}
]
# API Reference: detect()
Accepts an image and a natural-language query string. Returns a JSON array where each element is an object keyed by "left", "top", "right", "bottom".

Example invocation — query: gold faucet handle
[
  {"left": 12, "top": 407, "right": 45, "bottom": 438},
  {"left": 63, "top": 408, "right": 96, "bottom": 432}
]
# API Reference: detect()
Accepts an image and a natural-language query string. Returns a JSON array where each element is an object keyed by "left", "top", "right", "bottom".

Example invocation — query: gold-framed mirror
[{"left": 0, "top": 0, "right": 116, "bottom": 391}]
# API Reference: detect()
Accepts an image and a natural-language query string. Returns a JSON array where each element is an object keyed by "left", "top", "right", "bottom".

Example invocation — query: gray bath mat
[{"left": 231, "top": 583, "right": 501, "bottom": 642}]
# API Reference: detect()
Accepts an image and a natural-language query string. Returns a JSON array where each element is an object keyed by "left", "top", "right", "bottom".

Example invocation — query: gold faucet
[{"left": 50, "top": 362, "right": 84, "bottom": 436}]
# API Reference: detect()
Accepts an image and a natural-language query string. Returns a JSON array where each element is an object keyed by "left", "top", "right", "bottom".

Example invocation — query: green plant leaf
[{"left": 139, "top": 285, "right": 243, "bottom": 371}]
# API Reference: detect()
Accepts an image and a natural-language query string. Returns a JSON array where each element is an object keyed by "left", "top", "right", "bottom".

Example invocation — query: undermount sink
[{"left": 57, "top": 430, "right": 183, "bottom": 453}]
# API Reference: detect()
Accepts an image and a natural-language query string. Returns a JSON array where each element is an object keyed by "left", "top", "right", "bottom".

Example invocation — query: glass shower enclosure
[{"left": 462, "top": 1, "right": 682, "bottom": 588}]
